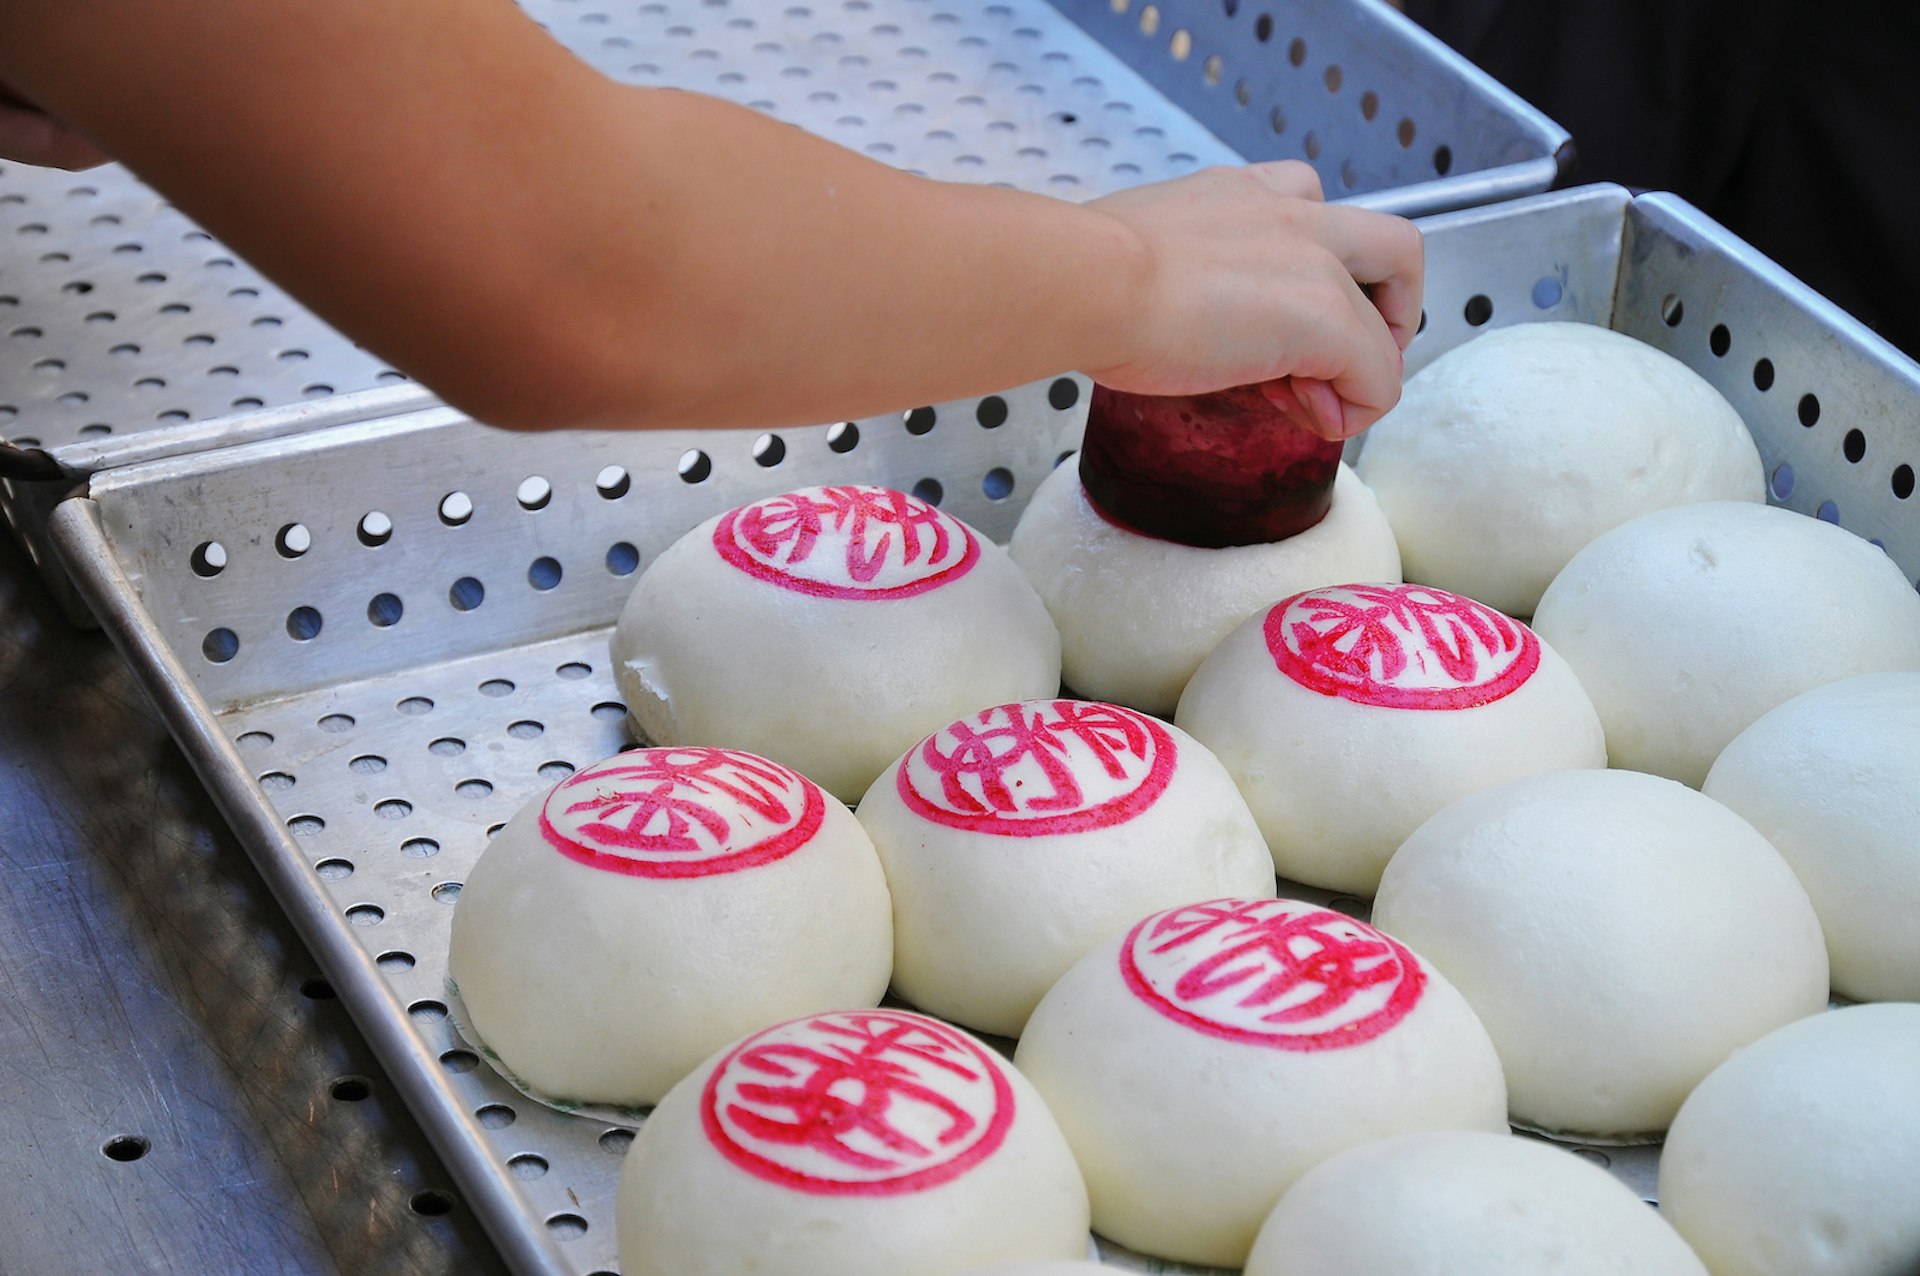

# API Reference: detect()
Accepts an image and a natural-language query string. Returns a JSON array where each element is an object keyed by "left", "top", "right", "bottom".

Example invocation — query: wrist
[{"left": 1074, "top": 204, "right": 1158, "bottom": 384}]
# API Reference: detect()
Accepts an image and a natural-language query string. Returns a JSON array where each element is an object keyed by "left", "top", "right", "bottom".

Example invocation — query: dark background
[{"left": 1402, "top": 0, "right": 1920, "bottom": 359}]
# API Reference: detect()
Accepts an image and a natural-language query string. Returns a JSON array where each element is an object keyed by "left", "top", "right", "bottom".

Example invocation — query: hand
[
  {"left": 1087, "top": 160, "right": 1422, "bottom": 440},
  {"left": 0, "top": 80, "right": 109, "bottom": 170}
]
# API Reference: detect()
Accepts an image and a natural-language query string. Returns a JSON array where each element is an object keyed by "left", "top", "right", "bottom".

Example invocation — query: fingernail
[{"left": 1260, "top": 379, "right": 1303, "bottom": 415}]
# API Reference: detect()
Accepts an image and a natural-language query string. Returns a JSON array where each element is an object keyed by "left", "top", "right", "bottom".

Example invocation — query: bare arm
[{"left": 1, "top": 0, "right": 1419, "bottom": 438}]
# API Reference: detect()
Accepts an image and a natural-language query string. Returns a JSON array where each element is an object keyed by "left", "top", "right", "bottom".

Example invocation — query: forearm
[
  {"left": 3, "top": 0, "right": 1149, "bottom": 432},
  {"left": 490, "top": 84, "right": 1151, "bottom": 432}
]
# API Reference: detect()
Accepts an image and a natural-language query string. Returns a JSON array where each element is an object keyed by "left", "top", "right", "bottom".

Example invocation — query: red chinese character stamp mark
[
  {"left": 1121, "top": 898, "right": 1425, "bottom": 1051},
  {"left": 1264, "top": 583, "right": 1541, "bottom": 710},
  {"left": 701, "top": 1009, "right": 1015, "bottom": 1195},
  {"left": 539, "top": 747, "right": 824, "bottom": 879},
  {"left": 897, "top": 699, "right": 1177, "bottom": 837},
  {"left": 713, "top": 485, "right": 981, "bottom": 600}
]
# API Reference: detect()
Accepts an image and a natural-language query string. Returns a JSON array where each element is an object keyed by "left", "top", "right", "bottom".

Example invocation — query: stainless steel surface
[
  {"left": 52, "top": 378, "right": 1089, "bottom": 1275},
  {"left": 1, "top": 385, "right": 440, "bottom": 627},
  {"left": 49, "top": 182, "right": 1920, "bottom": 1271},
  {"left": 78, "top": 374, "right": 1084, "bottom": 709},
  {"left": 0, "top": 525, "right": 508, "bottom": 1276},
  {"left": 1616, "top": 195, "right": 1920, "bottom": 580},
  {"left": 1050, "top": 0, "right": 1566, "bottom": 216},
  {"left": 0, "top": 0, "right": 1567, "bottom": 613}
]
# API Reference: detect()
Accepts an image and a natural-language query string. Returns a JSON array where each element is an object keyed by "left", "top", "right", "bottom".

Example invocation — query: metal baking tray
[
  {"left": 2, "top": 0, "right": 1566, "bottom": 620},
  {"left": 50, "top": 181, "right": 1920, "bottom": 1272}
]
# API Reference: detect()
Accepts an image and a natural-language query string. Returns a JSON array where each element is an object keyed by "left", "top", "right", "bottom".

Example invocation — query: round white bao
[
  {"left": 1008, "top": 460, "right": 1400, "bottom": 715},
  {"left": 956, "top": 1265, "right": 1104, "bottom": 1275},
  {"left": 1355, "top": 321, "right": 1763, "bottom": 617},
  {"left": 448, "top": 747, "right": 892, "bottom": 1107},
  {"left": 1374, "top": 768, "right": 1828, "bottom": 1141},
  {"left": 1532, "top": 500, "right": 1920, "bottom": 787},
  {"left": 1014, "top": 897, "right": 1507, "bottom": 1268},
  {"left": 1246, "top": 1130, "right": 1707, "bottom": 1276},
  {"left": 859, "top": 698, "right": 1274, "bottom": 1037},
  {"left": 1661, "top": 1003, "right": 1920, "bottom": 1276},
  {"left": 617, "top": 1008, "right": 1090, "bottom": 1276},
  {"left": 613, "top": 484, "right": 1061, "bottom": 802},
  {"left": 1704, "top": 672, "right": 1920, "bottom": 1002},
  {"left": 1176, "top": 582, "right": 1605, "bottom": 894}
]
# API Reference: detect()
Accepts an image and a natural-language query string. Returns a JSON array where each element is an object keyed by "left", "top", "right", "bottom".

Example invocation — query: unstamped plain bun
[
  {"left": 1356, "top": 321, "right": 1763, "bottom": 617},
  {"left": 1245, "top": 1130, "right": 1706, "bottom": 1276},
  {"left": 1374, "top": 768, "right": 1828, "bottom": 1141},
  {"left": 1532, "top": 500, "right": 1920, "bottom": 787},
  {"left": 1660, "top": 1004, "right": 1920, "bottom": 1276},
  {"left": 1704, "top": 672, "right": 1920, "bottom": 1002}
]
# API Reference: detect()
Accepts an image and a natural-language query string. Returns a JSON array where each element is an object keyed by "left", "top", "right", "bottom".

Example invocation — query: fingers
[
  {"left": 1276, "top": 268, "right": 1402, "bottom": 440},
  {"left": 1313, "top": 205, "right": 1424, "bottom": 350},
  {"left": 0, "top": 102, "right": 110, "bottom": 170},
  {"left": 1259, "top": 376, "right": 1346, "bottom": 442},
  {"left": 1242, "top": 159, "right": 1324, "bottom": 202}
]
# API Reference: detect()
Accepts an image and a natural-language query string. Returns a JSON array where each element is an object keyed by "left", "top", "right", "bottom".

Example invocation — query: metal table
[{"left": 0, "top": 529, "right": 506, "bottom": 1275}]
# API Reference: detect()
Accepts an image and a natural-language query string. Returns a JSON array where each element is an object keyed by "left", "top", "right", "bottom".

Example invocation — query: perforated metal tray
[
  {"left": 1, "top": 0, "right": 1566, "bottom": 620},
  {"left": 49, "top": 182, "right": 1920, "bottom": 1273}
]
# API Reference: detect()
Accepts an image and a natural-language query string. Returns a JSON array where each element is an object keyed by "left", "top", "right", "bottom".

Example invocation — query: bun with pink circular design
[
  {"left": 1659, "top": 1004, "right": 1920, "bottom": 1276},
  {"left": 857, "top": 699, "right": 1275, "bottom": 1037},
  {"left": 1355, "top": 321, "right": 1763, "bottom": 617},
  {"left": 1008, "top": 461, "right": 1401, "bottom": 715},
  {"left": 1245, "top": 1130, "right": 1707, "bottom": 1276},
  {"left": 1532, "top": 500, "right": 1920, "bottom": 786},
  {"left": 612, "top": 485, "right": 1061, "bottom": 802},
  {"left": 1013, "top": 897, "right": 1507, "bottom": 1268},
  {"left": 616, "top": 1008, "right": 1090, "bottom": 1276},
  {"left": 1174, "top": 582, "right": 1605, "bottom": 894},
  {"left": 448, "top": 748, "right": 892, "bottom": 1106},
  {"left": 1374, "top": 768, "right": 1828, "bottom": 1142}
]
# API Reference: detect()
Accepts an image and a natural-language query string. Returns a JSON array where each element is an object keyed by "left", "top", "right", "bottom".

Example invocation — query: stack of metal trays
[
  {"left": 49, "top": 182, "right": 1920, "bottom": 1273},
  {"left": 0, "top": 0, "right": 1566, "bottom": 620}
]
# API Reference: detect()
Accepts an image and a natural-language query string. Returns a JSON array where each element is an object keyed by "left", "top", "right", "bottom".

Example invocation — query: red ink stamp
[
  {"left": 539, "top": 747, "right": 825, "bottom": 879},
  {"left": 897, "top": 699, "right": 1177, "bottom": 837},
  {"left": 713, "top": 485, "right": 981, "bottom": 600},
  {"left": 700, "top": 1009, "right": 1015, "bottom": 1196},
  {"left": 1264, "top": 583, "right": 1541, "bottom": 710},
  {"left": 1121, "top": 899, "right": 1426, "bottom": 1051}
]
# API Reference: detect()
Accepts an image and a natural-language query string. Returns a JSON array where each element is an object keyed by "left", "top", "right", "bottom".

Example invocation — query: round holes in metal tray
[
  {"left": 0, "top": 162, "right": 407, "bottom": 453},
  {"left": 237, "top": 639, "right": 640, "bottom": 1270},
  {"left": 536, "top": 0, "right": 1235, "bottom": 196},
  {"left": 1643, "top": 288, "right": 1919, "bottom": 588},
  {"left": 1100, "top": 0, "right": 1458, "bottom": 198},
  {"left": 173, "top": 378, "right": 1089, "bottom": 694}
]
